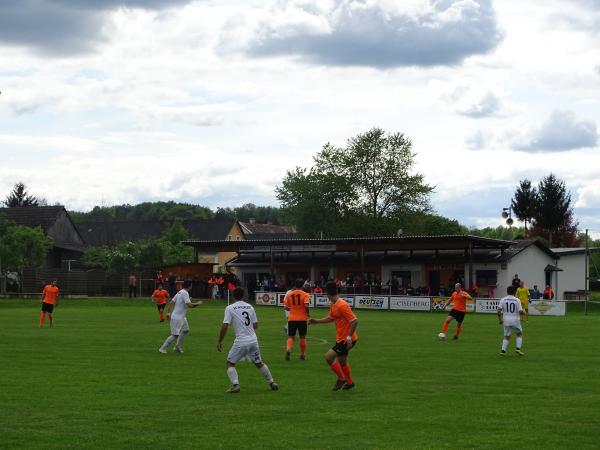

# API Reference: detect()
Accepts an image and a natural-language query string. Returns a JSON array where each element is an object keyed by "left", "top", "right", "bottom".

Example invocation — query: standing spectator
[
  {"left": 512, "top": 274, "right": 521, "bottom": 290},
  {"left": 531, "top": 285, "right": 541, "bottom": 300},
  {"left": 216, "top": 275, "right": 225, "bottom": 298},
  {"left": 156, "top": 270, "right": 164, "bottom": 286},
  {"left": 167, "top": 272, "right": 177, "bottom": 297},
  {"left": 389, "top": 275, "right": 399, "bottom": 295},
  {"left": 543, "top": 285, "right": 555, "bottom": 300},
  {"left": 128, "top": 273, "right": 137, "bottom": 298}
]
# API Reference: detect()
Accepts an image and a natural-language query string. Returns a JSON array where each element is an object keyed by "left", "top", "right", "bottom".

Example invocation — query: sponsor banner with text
[
  {"left": 315, "top": 294, "right": 330, "bottom": 308},
  {"left": 529, "top": 300, "right": 566, "bottom": 316},
  {"left": 354, "top": 295, "right": 389, "bottom": 310},
  {"left": 475, "top": 299, "right": 501, "bottom": 314},
  {"left": 389, "top": 296, "right": 431, "bottom": 311},
  {"left": 255, "top": 292, "right": 277, "bottom": 306}
]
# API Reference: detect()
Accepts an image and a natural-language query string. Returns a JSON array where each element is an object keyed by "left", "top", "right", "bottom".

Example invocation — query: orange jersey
[
  {"left": 329, "top": 298, "right": 358, "bottom": 342},
  {"left": 42, "top": 285, "right": 59, "bottom": 304},
  {"left": 284, "top": 289, "right": 311, "bottom": 321},
  {"left": 449, "top": 290, "right": 470, "bottom": 312},
  {"left": 152, "top": 289, "right": 169, "bottom": 305}
]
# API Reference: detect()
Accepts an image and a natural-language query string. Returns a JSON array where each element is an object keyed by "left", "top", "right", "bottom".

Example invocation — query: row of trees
[{"left": 511, "top": 174, "right": 578, "bottom": 246}]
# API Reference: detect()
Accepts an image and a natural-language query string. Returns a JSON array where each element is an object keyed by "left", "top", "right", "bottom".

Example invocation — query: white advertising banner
[
  {"left": 255, "top": 292, "right": 277, "bottom": 306},
  {"left": 354, "top": 295, "right": 389, "bottom": 310},
  {"left": 315, "top": 294, "right": 330, "bottom": 308},
  {"left": 389, "top": 296, "right": 431, "bottom": 311},
  {"left": 476, "top": 299, "right": 501, "bottom": 314},
  {"left": 529, "top": 300, "right": 566, "bottom": 316}
]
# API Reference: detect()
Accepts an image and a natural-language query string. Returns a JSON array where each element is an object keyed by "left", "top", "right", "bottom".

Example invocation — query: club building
[{"left": 183, "top": 235, "right": 591, "bottom": 299}]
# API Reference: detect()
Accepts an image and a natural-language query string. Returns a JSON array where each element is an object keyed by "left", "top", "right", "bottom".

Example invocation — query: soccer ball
[{"left": 437, "top": 332, "right": 446, "bottom": 340}]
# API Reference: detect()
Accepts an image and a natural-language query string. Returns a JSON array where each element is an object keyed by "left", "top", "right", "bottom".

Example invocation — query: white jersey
[
  {"left": 171, "top": 289, "right": 191, "bottom": 320},
  {"left": 498, "top": 295, "right": 523, "bottom": 324},
  {"left": 223, "top": 301, "right": 258, "bottom": 345}
]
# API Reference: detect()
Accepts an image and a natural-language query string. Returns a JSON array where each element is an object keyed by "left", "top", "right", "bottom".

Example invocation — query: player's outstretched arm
[
  {"left": 309, "top": 316, "right": 334, "bottom": 324},
  {"left": 187, "top": 300, "right": 203, "bottom": 308},
  {"left": 217, "top": 323, "right": 229, "bottom": 352}
]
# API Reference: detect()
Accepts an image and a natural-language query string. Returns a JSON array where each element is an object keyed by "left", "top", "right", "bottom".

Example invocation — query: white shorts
[
  {"left": 503, "top": 321, "right": 522, "bottom": 336},
  {"left": 227, "top": 341, "right": 262, "bottom": 364},
  {"left": 170, "top": 317, "right": 189, "bottom": 335}
]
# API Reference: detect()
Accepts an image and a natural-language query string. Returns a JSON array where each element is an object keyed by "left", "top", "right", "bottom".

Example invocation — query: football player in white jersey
[
  {"left": 497, "top": 285, "right": 525, "bottom": 356},
  {"left": 217, "top": 287, "right": 279, "bottom": 393},
  {"left": 159, "top": 280, "right": 203, "bottom": 354}
]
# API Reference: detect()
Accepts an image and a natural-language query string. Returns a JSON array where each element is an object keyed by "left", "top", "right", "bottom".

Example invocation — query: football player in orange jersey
[
  {"left": 40, "top": 280, "right": 59, "bottom": 327},
  {"left": 439, "top": 283, "right": 472, "bottom": 340},
  {"left": 283, "top": 279, "right": 311, "bottom": 360},
  {"left": 310, "top": 281, "right": 358, "bottom": 391},
  {"left": 151, "top": 282, "right": 170, "bottom": 322}
]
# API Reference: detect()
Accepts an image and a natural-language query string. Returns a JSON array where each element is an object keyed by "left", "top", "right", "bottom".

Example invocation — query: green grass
[{"left": 1, "top": 298, "right": 599, "bottom": 449}]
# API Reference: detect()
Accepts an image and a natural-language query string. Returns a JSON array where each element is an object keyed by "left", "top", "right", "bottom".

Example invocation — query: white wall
[
  {"left": 504, "top": 245, "right": 553, "bottom": 296},
  {"left": 555, "top": 254, "right": 587, "bottom": 298}
]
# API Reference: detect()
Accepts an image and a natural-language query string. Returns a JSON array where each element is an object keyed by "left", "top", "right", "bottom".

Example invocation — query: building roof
[
  {"left": 76, "top": 219, "right": 238, "bottom": 246},
  {"left": 0, "top": 206, "right": 65, "bottom": 233},
  {"left": 183, "top": 234, "right": 517, "bottom": 252},
  {"left": 551, "top": 247, "right": 600, "bottom": 256},
  {"left": 239, "top": 221, "right": 295, "bottom": 235},
  {"left": 495, "top": 239, "right": 557, "bottom": 261}
]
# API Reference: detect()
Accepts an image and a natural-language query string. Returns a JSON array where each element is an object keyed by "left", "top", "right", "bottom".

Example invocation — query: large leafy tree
[
  {"left": 0, "top": 216, "right": 52, "bottom": 274},
  {"left": 532, "top": 174, "right": 574, "bottom": 246},
  {"left": 511, "top": 179, "right": 537, "bottom": 233},
  {"left": 276, "top": 128, "right": 434, "bottom": 237},
  {"left": 4, "top": 182, "right": 39, "bottom": 207}
]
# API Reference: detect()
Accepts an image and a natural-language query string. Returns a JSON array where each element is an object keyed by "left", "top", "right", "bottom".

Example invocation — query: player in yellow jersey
[{"left": 515, "top": 280, "right": 530, "bottom": 322}]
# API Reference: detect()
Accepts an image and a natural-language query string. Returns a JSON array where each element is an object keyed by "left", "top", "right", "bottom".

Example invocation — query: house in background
[
  {"left": 0, "top": 206, "right": 85, "bottom": 269},
  {"left": 76, "top": 218, "right": 247, "bottom": 272}
]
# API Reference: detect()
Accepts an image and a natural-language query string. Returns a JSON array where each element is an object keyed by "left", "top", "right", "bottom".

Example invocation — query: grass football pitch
[{"left": 1, "top": 298, "right": 599, "bottom": 450}]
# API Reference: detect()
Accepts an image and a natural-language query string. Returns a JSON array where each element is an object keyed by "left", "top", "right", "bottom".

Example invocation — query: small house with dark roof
[
  {"left": 0, "top": 206, "right": 85, "bottom": 268},
  {"left": 76, "top": 218, "right": 246, "bottom": 270}
]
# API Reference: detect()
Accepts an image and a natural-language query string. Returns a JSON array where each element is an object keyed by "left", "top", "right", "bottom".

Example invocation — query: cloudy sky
[{"left": 1, "top": 0, "right": 599, "bottom": 232}]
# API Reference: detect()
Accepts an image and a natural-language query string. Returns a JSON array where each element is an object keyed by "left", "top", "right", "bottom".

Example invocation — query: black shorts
[
  {"left": 332, "top": 340, "right": 358, "bottom": 356},
  {"left": 287, "top": 320, "right": 308, "bottom": 337},
  {"left": 449, "top": 309, "right": 466, "bottom": 323},
  {"left": 41, "top": 302, "right": 54, "bottom": 313},
  {"left": 157, "top": 303, "right": 166, "bottom": 311}
]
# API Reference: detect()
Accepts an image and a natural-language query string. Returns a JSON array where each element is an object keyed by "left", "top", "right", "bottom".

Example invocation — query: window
[
  {"left": 236, "top": 235, "right": 241, "bottom": 240},
  {"left": 476, "top": 270, "right": 497, "bottom": 287},
  {"left": 227, "top": 235, "right": 232, "bottom": 241}
]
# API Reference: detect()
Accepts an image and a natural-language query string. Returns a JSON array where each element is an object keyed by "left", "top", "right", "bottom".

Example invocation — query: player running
[
  {"left": 283, "top": 278, "right": 311, "bottom": 360},
  {"left": 158, "top": 280, "right": 202, "bottom": 354},
  {"left": 151, "top": 282, "right": 170, "bottom": 322},
  {"left": 498, "top": 285, "right": 525, "bottom": 356},
  {"left": 309, "top": 281, "right": 358, "bottom": 391},
  {"left": 515, "top": 280, "right": 530, "bottom": 322},
  {"left": 40, "top": 279, "right": 59, "bottom": 328},
  {"left": 439, "top": 282, "right": 472, "bottom": 340},
  {"left": 217, "top": 287, "right": 279, "bottom": 393}
]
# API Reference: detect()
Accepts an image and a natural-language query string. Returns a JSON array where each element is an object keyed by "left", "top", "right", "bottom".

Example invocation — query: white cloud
[
  {"left": 234, "top": 0, "right": 503, "bottom": 68},
  {"left": 513, "top": 110, "right": 598, "bottom": 152}
]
